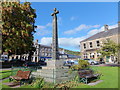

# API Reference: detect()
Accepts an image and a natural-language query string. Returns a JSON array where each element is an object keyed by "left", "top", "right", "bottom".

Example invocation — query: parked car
[
  {"left": 0, "top": 59, "right": 6, "bottom": 62},
  {"left": 63, "top": 60, "right": 78, "bottom": 68},
  {"left": 10, "top": 59, "right": 25, "bottom": 67},
  {"left": 23, "top": 62, "right": 39, "bottom": 67},
  {"left": 84, "top": 59, "right": 99, "bottom": 65},
  {"left": 73, "top": 60, "right": 79, "bottom": 65},
  {"left": 1, "top": 55, "right": 8, "bottom": 62},
  {"left": 38, "top": 60, "right": 47, "bottom": 66}
]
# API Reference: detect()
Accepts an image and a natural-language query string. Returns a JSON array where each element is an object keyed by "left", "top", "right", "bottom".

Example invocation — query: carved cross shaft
[{"left": 51, "top": 8, "right": 59, "bottom": 60}]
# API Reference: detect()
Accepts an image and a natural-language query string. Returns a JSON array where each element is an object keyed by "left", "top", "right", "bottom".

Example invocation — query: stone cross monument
[
  {"left": 32, "top": 8, "right": 75, "bottom": 84},
  {"left": 51, "top": 8, "right": 59, "bottom": 60}
]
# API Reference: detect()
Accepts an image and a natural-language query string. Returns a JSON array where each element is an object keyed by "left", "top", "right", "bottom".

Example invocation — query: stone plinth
[
  {"left": 31, "top": 60, "right": 76, "bottom": 84},
  {"left": 32, "top": 68, "right": 76, "bottom": 84}
]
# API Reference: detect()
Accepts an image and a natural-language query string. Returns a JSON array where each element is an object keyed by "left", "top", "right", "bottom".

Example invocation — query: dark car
[
  {"left": 38, "top": 60, "right": 47, "bottom": 66},
  {"left": 23, "top": 62, "right": 39, "bottom": 67},
  {"left": 63, "top": 60, "right": 78, "bottom": 68},
  {"left": 10, "top": 59, "right": 25, "bottom": 67}
]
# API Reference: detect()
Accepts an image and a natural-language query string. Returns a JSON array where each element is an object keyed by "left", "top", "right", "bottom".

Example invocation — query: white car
[
  {"left": 63, "top": 60, "right": 78, "bottom": 66},
  {"left": 84, "top": 59, "right": 99, "bottom": 65}
]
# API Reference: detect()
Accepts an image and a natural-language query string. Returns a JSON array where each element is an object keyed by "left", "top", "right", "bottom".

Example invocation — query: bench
[
  {"left": 9, "top": 70, "right": 31, "bottom": 86},
  {"left": 78, "top": 69, "right": 100, "bottom": 84}
]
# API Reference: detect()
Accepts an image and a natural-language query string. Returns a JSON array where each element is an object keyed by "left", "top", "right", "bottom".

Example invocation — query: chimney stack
[
  {"left": 36, "top": 39, "right": 38, "bottom": 43},
  {"left": 104, "top": 24, "right": 109, "bottom": 31}
]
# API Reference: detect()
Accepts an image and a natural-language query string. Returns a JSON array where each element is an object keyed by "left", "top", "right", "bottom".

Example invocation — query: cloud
[
  {"left": 70, "top": 16, "right": 76, "bottom": 21},
  {"left": 87, "top": 24, "right": 118, "bottom": 36},
  {"left": 87, "top": 29, "right": 99, "bottom": 36},
  {"left": 57, "top": 17, "right": 62, "bottom": 25},
  {"left": 64, "top": 24, "right": 100, "bottom": 35},
  {"left": 46, "top": 23, "right": 52, "bottom": 27},
  {"left": 109, "top": 24, "right": 118, "bottom": 29},
  {"left": 40, "top": 24, "right": 118, "bottom": 51},
  {"left": 37, "top": 25, "right": 45, "bottom": 30},
  {"left": 35, "top": 23, "right": 52, "bottom": 36},
  {"left": 40, "top": 37, "right": 86, "bottom": 50}
]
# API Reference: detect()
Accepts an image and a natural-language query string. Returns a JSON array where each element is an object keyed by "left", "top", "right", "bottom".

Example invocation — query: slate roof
[{"left": 81, "top": 27, "right": 119, "bottom": 42}]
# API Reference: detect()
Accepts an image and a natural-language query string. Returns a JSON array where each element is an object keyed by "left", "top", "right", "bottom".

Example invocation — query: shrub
[
  {"left": 32, "top": 77, "right": 45, "bottom": 88},
  {"left": 71, "top": 60, "right": 90, "bottom": 70},
  {"left": 42, "top": 82, "right": 54, "bottom": 88}
]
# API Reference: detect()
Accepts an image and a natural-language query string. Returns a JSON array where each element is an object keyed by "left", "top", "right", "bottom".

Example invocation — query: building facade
[
  {"left": 8, "top": 39, "right": 80, "bottom": 62},
  {"left": 80, "top": 24, "right": 119, "bottom": 63},
  {"left": 32, "top": 40, "right": 68, "bottom": 62}
]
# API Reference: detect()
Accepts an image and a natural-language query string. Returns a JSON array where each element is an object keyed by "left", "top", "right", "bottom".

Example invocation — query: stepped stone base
[
  {"left": 31, "top": 68, "right": 76, "bottom": 84},
  {"left": 31, "top": 60, "right": 76, "bottom": 84}
]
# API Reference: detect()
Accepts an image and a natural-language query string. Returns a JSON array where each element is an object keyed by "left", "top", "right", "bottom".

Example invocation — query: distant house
[
  {"left": 80, "top": 23, "right": 119, "bottom": 63},
  {"left": 32, "top": 40, "right": 74, "bottom": 62}
]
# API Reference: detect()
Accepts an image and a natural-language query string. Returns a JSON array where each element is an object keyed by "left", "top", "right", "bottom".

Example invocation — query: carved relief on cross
[{"left": 51, "top": 8, "right": 59, "bottom": 16}]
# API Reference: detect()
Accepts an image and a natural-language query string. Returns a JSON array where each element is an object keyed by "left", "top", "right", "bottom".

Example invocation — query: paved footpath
[
  {"left": 88, "top": 80, "right": 103, "bottom": 86},
  {"left": 94, "top": 64, "right": 120, "bottom": 67},
  {"left": 0, "top": 68, "right": 11, "bottom": 71}
]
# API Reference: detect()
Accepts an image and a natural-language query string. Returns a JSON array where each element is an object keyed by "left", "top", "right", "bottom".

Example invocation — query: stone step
[{"left": 37, "top": 68, "right": 69, "bottom": 72}]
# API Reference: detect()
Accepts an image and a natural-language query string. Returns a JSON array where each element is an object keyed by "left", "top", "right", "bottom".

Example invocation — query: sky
[{"left": 30, "top": 2, "right": 118, "bottom": 51}]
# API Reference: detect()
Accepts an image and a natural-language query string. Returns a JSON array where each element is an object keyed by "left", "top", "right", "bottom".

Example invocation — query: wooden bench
[
  {"left": 9, "top": 70, "right": 31, "bottom": 86},
  {"left": 78, "top": 69, "right": 100, "bottom": 84}
]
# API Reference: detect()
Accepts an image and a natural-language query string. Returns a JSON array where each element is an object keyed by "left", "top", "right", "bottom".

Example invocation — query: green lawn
[
  {"left": 0, "top": 70, "right": 12, "bottom": 79},
  {"left": 75, "top": 66, "right": 118, "bottom": 88},
  {"left": 1, "top": 66, "right": 118, "bottom": 88},
  {"left": 0, "top": 78, "right": 11, "bottom": 89}
]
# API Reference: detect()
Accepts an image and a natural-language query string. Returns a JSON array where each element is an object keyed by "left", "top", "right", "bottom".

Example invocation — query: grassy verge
[
  {"left": 0, "top": 70, "right": 12, "bottom": 79},
  {"left": 1, "top": 66, "right": 118, "bottom": 88},
  {"left": 0, "top": 79, "right": 11, "bottom": 89},
  {"left": 75, "top": 66, "right": 118, "bottom": 88}
]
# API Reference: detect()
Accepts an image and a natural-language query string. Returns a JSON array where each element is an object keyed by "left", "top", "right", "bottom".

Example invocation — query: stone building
[
  {"left": 80, "top": 24, "right": 119, "bottom": 63},
  {"left": 8, "top": 39, "right": 79, "bottom": 62},
  {"left": 32, "top": 40, "right": 68, "bottom": 62}
]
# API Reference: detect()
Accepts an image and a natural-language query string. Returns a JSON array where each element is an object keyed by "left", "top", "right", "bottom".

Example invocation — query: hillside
[{"left": 64, "top": 49, "right": 81, "bottom": 56}]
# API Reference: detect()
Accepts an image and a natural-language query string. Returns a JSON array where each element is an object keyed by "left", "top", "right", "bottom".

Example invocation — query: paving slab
[{"left": 3, "top": 82, "right": 20, "bottom": 88}]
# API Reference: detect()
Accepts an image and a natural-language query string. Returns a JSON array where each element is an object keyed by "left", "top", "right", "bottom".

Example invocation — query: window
[
  {"left": 90, "top": 42, "right": 92, "bottom": 48},
  {"left": 45, "top": 53, "right": 47, "bottom": 56},
  {"left": 97, "top": 53, "right": 99, "bottom": 57},
  {"left": 84, "top": 53, "right": 88, "bottom": 59},
  {"left": 83, "top": 43, "right": 86, "bottom": 49},
  {"left": 90, "top": 53, "right": 92, "bottom": 58},
  {"left": 97, "top": 53, "right": 101, "bottom": 57},
  {"left": 35, "top": 51, "right": 37, "bottom": 54},
  {"left": 96, "top": 41, "right": 100, "bottom": 47}
]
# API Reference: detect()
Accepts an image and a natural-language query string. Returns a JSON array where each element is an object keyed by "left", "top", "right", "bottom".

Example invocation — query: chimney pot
[{"left": 104, "top": 24, "right": 108, "bottom": 31}]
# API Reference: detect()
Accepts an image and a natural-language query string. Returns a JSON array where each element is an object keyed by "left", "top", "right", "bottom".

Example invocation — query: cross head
[{"left": 51, "top": 8, "right": 59, "bottom": 16}]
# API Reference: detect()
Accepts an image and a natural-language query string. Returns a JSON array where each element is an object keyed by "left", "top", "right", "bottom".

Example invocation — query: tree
[
  {"left": 98, "top": 39, "right": 119, "bottom": 63},
  {"left": 1, "top": 1, "right": 37, "bottom": 60}
]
